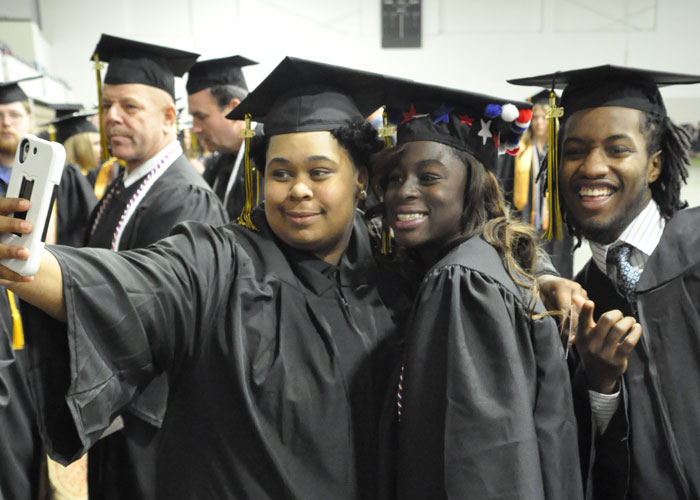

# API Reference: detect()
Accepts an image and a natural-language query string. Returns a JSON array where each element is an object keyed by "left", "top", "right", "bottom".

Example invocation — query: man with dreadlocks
[{"left": 511, "top": 66, "right": 700, "bottom": 500}]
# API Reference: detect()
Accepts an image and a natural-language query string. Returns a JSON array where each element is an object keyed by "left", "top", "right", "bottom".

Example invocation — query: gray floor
[{"left": 572, "top": 164, "right": 700, "bottom": 275}]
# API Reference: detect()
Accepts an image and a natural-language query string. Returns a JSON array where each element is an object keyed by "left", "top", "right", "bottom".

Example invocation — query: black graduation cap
[
  {"left": 91, "top": 34, "right": 199, "bottom": 99},
  {"left": 228, "top": 56, "right": 391, "bottom": 136},
  {"left": 186, "top": 55, "right": 258, "bottom": 95},
  {"left": 46, "top": 102, "right": 84, "bottom": 118},
  {"left": 508, "top": 64, "right": 700, "bottom": 119},
  {"left": 0, "top": 76, "right": 42, "bottom": 105},
  {"left": 383, "top": 81, "right": 533, "bottom": 167},
  {"left": 48, "top": 111, "right": 98, "bottom": 144},
  {"left": 527, "top": 89, "right": 559, "bottom": 106}
]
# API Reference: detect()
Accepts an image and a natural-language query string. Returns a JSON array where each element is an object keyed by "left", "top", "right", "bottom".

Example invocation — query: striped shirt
[
  {"left": 590, "top": 200, "right": 666, "bottom": 280},
  {"left": 587, "top": 200, "right": 665, "bottom": 434}
]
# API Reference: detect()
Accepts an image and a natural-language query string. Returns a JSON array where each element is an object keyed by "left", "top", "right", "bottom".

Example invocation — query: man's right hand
[
  {"left": 0, "top": 196, "right": 34, "bottom": 282},
  {"left": 572, "top": 297, "right": 641, "bottom": 394}
]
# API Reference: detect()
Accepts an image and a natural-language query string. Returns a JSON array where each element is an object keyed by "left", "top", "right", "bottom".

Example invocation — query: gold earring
[{"left": 359, "top": 189, "right": 367, "bottom": 200}]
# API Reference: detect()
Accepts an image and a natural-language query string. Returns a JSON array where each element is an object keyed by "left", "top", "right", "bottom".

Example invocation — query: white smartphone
[{"left": 1, "top": 134, "right": 65, "bottom": 276}]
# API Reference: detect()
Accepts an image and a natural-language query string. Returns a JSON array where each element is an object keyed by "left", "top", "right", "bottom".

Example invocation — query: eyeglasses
[{"left": 0, "top": 111, "right": 29, "bottom": 123}]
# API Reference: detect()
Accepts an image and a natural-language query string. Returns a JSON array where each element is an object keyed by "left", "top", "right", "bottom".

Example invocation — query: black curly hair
[{"left": 250, "top": 120, "right": 383, "bottom": 173}]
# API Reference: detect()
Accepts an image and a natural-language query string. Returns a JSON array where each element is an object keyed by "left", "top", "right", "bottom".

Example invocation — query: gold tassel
[
  {"left": 93, "top": 156, "right": 119, "bottom": 199},
  {"left": 378, "top": 110, "right": 395, "bottom": 255},
  {"left": 544, "top": 91, "right": 563, "bottom": 240},
  {"left": 47, "top": 123, "right": 56, "bottom": 143},
  {"left": 7, "top": 290, "right": 24, "bottom": 350},
  {"left": 236, "top": 114, "right": 259, "bottom": 231},
  {"left": 93, "top": 53, "right": 110, "bottom": 162}
]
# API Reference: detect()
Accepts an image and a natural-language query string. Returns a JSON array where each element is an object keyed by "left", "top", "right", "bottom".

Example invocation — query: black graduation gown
[
  {"left": 83, "top": 153, "right": 227, "bottom": 500},
  {"left": 396, "top": 235, "right": 583, "bottom": 500},
  {"left": 0, "top": 291, "right": 43, "bottom": 500},
  {"left": 23, "top": 208, "right": 399, "bottom": 499},
  {"left": 493, "top": 154, "right": 574, "bottom": 278},
  {"left": 55, "top": 163, "right": 98, "bottom": 247},
  {"left": 203, "top": 151, "right": 247, "bottom": 221},
  {"left": 573, "top": 206, "right": 700, "bottom": 500},
  {"left": 87, "top": 154, "right": 227, "bottom": 249}
]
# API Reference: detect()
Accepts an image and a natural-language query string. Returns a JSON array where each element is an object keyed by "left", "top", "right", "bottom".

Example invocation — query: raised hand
[{"left": 573, "top": 298, "right": 641, "bottom": 394}]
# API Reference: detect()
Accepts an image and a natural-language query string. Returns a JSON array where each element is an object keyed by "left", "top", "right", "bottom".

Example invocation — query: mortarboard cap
[
  {"left": 0, "top": 76, "right": 43, "bottom": 105},
  {"left": 384, "top": 81, "right": 533, "bottom": 168},
  {"left": 509, "top": 64, "right": 700, "bottom": 119},
  {"left": 228, "top": 56, "right": 389, "bottom": 136},
  {"left": 46, "top": 111, "right": 98, "bottom": 144},
  {"left": 186, "top": 55, "right": 258, "bottom": 95},
  {"left": 91, "top": 34, "right": 199, "bottom": 99},
  {"left": 46, "top": 102, "right": 84, "bottom": 118},
  {"left": 527, "top": 89, "right": 559, "bottom": 106}
]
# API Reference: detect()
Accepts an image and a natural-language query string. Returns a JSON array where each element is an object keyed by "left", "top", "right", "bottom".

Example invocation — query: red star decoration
[
  {"left": 458, "top": 114, "right": 473, "bottom": 126},
  {"left": 401, "top": 104, "right": 418, "bottom": 124}
]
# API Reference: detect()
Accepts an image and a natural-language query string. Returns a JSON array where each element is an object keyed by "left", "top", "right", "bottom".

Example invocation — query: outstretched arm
[{"left": 0, "top": 197, "right": 66, "bottom": 321}]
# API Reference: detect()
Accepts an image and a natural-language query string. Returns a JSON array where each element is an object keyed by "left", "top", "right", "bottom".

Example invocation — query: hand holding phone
[{"left": 0, "top": 134, "right": 65, "bottom": 276}]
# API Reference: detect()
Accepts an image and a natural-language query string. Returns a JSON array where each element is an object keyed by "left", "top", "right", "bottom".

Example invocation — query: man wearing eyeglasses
[{"left": 0, "top": 80, "right": 33, "bottom": 196}]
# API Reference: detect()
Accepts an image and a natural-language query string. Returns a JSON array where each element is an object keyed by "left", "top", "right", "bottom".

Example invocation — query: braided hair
[{"left": 641, "top": 111, "right": 691, "bottom": 218}]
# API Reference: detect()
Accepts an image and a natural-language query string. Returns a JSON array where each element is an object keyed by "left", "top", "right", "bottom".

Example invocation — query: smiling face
[
  {"left": 383, "top": 141, "right": 467, "bottom": 262},
  {"left": 264, "top": 131, "right": 366, "bottom": 265},
  {"left": 560, "top": 106, "right": 661, "bottom": 244}
]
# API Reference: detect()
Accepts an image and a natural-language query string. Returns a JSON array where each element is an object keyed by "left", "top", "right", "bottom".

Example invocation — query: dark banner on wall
[{"left": 382, "top": 0, "right": 421, "bottom": 48}]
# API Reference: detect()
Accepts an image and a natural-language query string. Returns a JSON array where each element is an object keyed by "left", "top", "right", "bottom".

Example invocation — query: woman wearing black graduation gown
[
  {"left": 0, "top": 58, "right": 403, "bottom": 499},
  {"left": 372, "top": 85, "right": 582, "bottom": 499}
]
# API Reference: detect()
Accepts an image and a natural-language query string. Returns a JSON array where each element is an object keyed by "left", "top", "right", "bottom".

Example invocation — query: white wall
[{"left": 2, "top": 0, "right": 700, "bottom": 121}]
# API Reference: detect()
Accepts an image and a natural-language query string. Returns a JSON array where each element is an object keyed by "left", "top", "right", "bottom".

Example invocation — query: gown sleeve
[
  {"left": 397, "top": 265, "right": 581, "bottom": 500},
  {"left": 22, "top": 221, "right": 235, "bottom": 463}
]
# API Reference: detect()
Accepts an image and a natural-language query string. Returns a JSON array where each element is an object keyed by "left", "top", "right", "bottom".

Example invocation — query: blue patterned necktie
[{"left": 607, "top": 244, "right": 641, "bottom": 302}]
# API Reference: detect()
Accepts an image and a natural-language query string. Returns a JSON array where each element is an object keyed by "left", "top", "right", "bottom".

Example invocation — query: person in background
[
  {"left": 510, "top": 90, "right": 574, "bottom": 277},
  {"left": 57, "top": 113, "right": 101, "bottom": 176},
  {"left": 187, "top": 55, "right": 260, "bottom": 220},
  {"left": 73, "top": 33, "right": 227, "bottom": 500},
  {"left": 510, "top": 65, "right": 700, "bottom": 499},
  {"left": 44, "top": 111, "right": 100, "bottom": 247}
]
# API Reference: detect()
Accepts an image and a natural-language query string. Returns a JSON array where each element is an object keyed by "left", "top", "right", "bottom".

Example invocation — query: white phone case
[{"left": 1, "top": 134, "right": 65, "bottom": 276}]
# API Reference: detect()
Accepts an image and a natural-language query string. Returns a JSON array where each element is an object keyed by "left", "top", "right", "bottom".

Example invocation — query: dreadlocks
[{"left": 641, "top": 111, "right": 691, "bottom": 218}]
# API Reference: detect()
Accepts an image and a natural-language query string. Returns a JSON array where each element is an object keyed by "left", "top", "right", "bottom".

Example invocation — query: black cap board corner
[
  {"left": 91, "top": 33, "right": 199, "bottom": 99},
  {"left": 0, "top": 75, "right": 43, "bottom": 105},
  {"left": 227, "top": 56, "right": 392, "bottom": 135},
  {"left": 45, "top": 111, "right": 98, "bottom": 144},
  {"left": 509, "top": 64, "right": 700, "bottom": 118},
  {"left": 186, "top": 55, "right": 258, "bottom": 95},
  {"left": 45, "top": 102, "right": 84, "bottom": 118}
]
